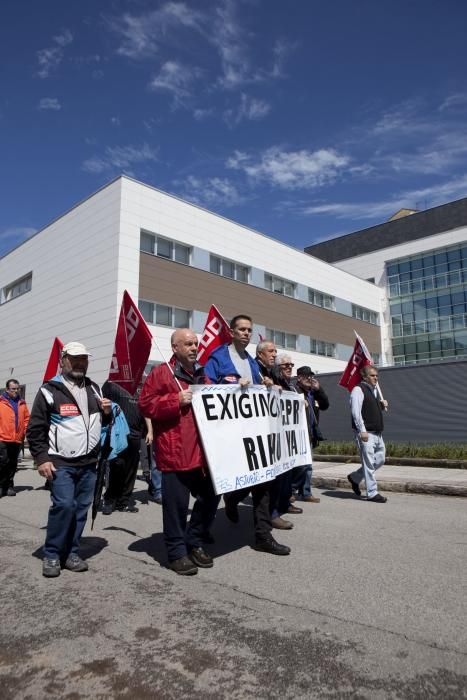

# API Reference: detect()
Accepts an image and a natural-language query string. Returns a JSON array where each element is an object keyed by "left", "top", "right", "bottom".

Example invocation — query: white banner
[{"left": 192, "top": 385, "right": 312, "bottom": 495}]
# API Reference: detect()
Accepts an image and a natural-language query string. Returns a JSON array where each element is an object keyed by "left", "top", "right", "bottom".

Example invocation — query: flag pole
[{"left": 151, "top": 336, "right": 183, "bottom": 391}]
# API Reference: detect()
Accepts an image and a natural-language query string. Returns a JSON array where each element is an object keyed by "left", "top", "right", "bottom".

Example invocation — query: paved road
[{"left": 1, "top": 467, "right": 466, "bottom": 699}]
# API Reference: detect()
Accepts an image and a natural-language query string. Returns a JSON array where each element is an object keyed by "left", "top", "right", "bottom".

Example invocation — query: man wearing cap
[
  {"left": 27, "top": 342, "right": 112, "bottom": 577},
  {"left": 0, "top": 379, "right": 30, "bottom": 497},
  {"left": 292, "top": 366, "right": 329, "bottom": 503}
]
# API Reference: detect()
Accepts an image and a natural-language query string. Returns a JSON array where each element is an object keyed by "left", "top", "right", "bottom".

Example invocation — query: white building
[{"left": 0, "top": 176, "right": 382, "bottom": 398}]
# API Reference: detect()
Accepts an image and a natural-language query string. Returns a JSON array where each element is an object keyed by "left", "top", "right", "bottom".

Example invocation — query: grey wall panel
[{"left": 316, "top": 360, "right": 467, "bottom": 444}]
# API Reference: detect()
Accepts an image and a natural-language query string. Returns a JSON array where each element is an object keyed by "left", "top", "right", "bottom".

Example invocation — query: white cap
[{"left": 62, "top": 341, "right": 92, "bottom": 357}]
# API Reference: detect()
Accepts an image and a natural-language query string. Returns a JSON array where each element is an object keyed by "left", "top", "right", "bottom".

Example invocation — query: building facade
[
  {"left": 0, "top": 176, "right": 381, "bottom": 398},
  {"left": 305, "top": 197, "right": 467, "bottom": 366}
]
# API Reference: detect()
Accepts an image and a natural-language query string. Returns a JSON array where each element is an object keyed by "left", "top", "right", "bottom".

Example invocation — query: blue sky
[{"left": 2, "top": 0, "right": 467, "bottom": 258}]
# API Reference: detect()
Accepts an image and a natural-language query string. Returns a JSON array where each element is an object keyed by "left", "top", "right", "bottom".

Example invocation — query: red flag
[
  {"left": 43, "top": 337, "right": 64, "bottom": 382},
  {"left": 338, "top": 332, "right": 373, "bottom": 392},
  {"left": 197, "top": 304, "right": 231, "bottom": 365},
  {"left": 108, "top": 291, "right": 153, "bottom": 395}
]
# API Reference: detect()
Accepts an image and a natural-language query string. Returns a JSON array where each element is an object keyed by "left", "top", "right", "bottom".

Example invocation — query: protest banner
[{"left": 192, "top": 385, "right": 312, "bottom": 495}]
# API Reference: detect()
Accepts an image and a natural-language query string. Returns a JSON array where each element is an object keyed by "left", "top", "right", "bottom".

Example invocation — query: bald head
[{"left": 171, "top": 328, "right": 198, "bottom": 369}]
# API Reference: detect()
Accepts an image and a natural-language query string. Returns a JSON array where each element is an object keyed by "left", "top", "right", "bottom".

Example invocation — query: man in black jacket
[
  {"left": 348, "top": 365, "right": 388, "bottom": 503},
  {"left": 27, "top": 342, "right": 112, "bottom": 578},
  {"left": 292, "top": 366, "right": 329, "bottom": 503}
]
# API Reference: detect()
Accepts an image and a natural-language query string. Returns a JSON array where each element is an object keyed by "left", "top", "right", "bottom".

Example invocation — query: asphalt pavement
[{"left": 1, "top": 464, "right": 466, "bottom": 699}]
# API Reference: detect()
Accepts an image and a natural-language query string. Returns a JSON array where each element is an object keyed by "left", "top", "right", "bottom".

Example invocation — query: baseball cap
[
  {"left": 296, "top": 365, "right": 315, "bottom": 377},
  {"left": 62, "top": 341, "right": 92, "bottom": 357}
]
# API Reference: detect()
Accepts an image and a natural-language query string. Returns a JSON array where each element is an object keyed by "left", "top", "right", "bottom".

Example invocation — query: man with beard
[{"left": 27, "top": 342, "right": 112, "bottom": 578}]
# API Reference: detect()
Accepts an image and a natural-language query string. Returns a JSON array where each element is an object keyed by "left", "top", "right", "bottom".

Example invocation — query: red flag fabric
[
  {"left": 197, "top": 304, "right": 231, "bottom": 365},
  {"left": 43, "top": 337, "right": 64, "bottom": 382},
  {"left": 338, "top": 332, "right": 373, "bottom": 392},
  {"left": 108, "top": 291, "right": 153, "bottom": 395}
]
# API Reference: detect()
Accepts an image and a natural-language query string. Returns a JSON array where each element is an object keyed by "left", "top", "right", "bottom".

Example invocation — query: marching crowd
[{"left": 0, "top": 314, "right": 388, "bottom": 578}]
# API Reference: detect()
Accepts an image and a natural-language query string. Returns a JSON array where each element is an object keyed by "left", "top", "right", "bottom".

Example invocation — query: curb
[
  {"left": 313, "top": 455, "right": 467, "bottom": 469},
  {"left": 313, "top": 476, "right": 467, "bottom": 498}
]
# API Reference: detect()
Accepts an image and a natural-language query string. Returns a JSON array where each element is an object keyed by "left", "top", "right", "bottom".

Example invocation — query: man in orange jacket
[{"left": 0, "top": 379, "right": 30, "bottom": 497}]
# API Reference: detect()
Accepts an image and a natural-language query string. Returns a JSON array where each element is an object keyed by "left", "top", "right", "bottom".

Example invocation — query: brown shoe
[
  {"left": 271, "top": 516, "right": 294, "bottom": 530},
  {"left": 302, "top": 496, "right": 320, "bottom": 503},
  {"left": 287, "top": 505, "right": 303, "bottom": 514},
  {"left": 289, "top": 495, "right": 296, "bottom": 503}
]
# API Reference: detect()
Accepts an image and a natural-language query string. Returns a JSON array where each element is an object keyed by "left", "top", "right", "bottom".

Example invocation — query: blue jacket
[{"left": 204, "top": 344, "right": 262, "bottom": 384}]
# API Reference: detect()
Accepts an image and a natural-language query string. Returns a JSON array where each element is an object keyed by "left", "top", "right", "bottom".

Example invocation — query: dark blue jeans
[
  {"left": 292, "top": 464, "right": 312, "bottom": 498},
  {"left": 43, "top": 465, "right": 96, "bottom": 560}
]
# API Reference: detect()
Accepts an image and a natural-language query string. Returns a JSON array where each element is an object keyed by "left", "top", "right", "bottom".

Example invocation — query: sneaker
[
  {"left": 189, "top": 547, "right": 214, "bottom": 568},
  {"left": 102, "top": 502, "right": 115, "bottom": 515},
  {"left": 168, "top": 556, "right": 198, "bottom": 576},
  {"left": 368, "top": 493, "right": 387, "bottom": 503},
  {"left": 42, "top": 558, "right": 61, "bottom": 578},
  {"left": 63, "top": 554, "right": 89, "bottom": 572},
  {"left": 6, "top": 487, "right": 16, "bottom": 497},
  {"left": 148, "top": 492, "right": 162, "bottom": 505},
  {"left": 253, "top": 538, "right": 291, "bottom": 556}
]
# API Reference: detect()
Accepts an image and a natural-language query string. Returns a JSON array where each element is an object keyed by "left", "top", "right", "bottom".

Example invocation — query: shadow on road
[
  {"left": 31, "top": 535, "right": 108, "bottom": 561},
  {"left": 321, "top": 490, "right": 359, "bottom": 500}
]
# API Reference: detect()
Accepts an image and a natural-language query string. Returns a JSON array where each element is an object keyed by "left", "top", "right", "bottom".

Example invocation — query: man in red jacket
[
  {"left": 138, "top": 329, "right": 220, "bottom": 576},
  {"left": 0, "top": 379, "right": 29, "bottom": 497}
]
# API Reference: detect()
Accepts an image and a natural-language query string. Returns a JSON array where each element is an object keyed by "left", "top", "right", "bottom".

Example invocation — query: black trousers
[
  {"left": 0, "top": 441, "right": 21, "bottom": 492},
  {"left": 224, "top": 483, "right": 272, "bottom": 543},
  {"left": 269, "top": 471, "right": 293, "bottom": 517},
  {"left": 104, "top": 437, "right": 141, "bottom": 507},
  {"left": 162, "top": 469, "right": 220, "bottom": 562}
]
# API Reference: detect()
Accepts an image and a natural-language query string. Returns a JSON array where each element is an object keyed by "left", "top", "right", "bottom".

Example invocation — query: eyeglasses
[{"left": 280, "top": 363, "right": 294, "bottom": 368}]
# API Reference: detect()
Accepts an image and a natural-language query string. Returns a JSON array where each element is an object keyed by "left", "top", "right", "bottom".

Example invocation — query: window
[
  {"left": 140, "top": 231, "right": 190, "bottom": 265},
  {"left": 138, "top": 301, "right": 190, "bottom": 328},
  {"left": 1, "top": 273, "right": 32, "bottom": 304},
  {"left": 209, "top": 255, "right": 249, "bottom": 283},
  {"left": 265, "top": 328, "right": 297, "bottom": 349},
  {"left": 352, "top": 304, "right": 379, "bottom": 325},
  {"left": 310, "top": 338, "right": 336, "bottom": 357},
  {"left": 265, "top": 274, "right": 296, "bottom": 297},
  {"left": 308, "top": 287, "right": 335, "bottom": 310}
]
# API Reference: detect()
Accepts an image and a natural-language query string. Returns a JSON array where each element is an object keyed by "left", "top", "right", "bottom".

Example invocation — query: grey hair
[
  {"left": 275, "top": 353, "right": 293, "bottom": 366},
  {"left": 257, "top": 340, "right": 274, "bottom": 353},
  {"left": 361, "top": 364, "right": 376, "bottom": 378}
]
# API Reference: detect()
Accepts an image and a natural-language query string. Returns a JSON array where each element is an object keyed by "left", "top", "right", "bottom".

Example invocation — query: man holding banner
[
  {"left": 138, "top": 329, "right": 219, "bottom": 576},
  {"left": 205, "top": 315, "right": 291, "bottom": 556}
]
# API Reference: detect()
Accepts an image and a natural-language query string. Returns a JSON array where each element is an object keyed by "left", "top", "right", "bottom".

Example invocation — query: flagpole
[{"left": 151, "top": 336, "right": 183, "bottom": 391}]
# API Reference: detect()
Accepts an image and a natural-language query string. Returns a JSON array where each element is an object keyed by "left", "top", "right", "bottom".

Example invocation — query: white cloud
[
  {"left": 82, "top": 143, "right": 158, "bottom": 176},
  {"left": 439, "top": 92, "right": 467, "bottom": 112},
  {"left": 179, "top": 175, "right": 244, "bottom": 208},
  {"left": 193, "top": 108, "right": 214, "bottom": 121},
  {"left": 224, "top": 93, "right": 270, "bottom": 126},
  {"left": 227, "top": 146, "right": 350, "bottom": 190},
  {"left": 149, "top": 61, "right": 202, "bottom": 102},
  {"left": 36, "top": 29, "right": 73, "bottom": 79},
  {"left": 37, "top": 98, "right": 61, "bottom": 111},
  {"left": 302, "top": 174, "right": 467, "bottom": 221},
  {"left": 111, "top": 116, "right": 121, "bottom": 126},
  {"left": 0, "top": 226, "right": 36, "bottom": 245},
  {"left": 110, "top": 3, "right": 204, "bottom": 59}
]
